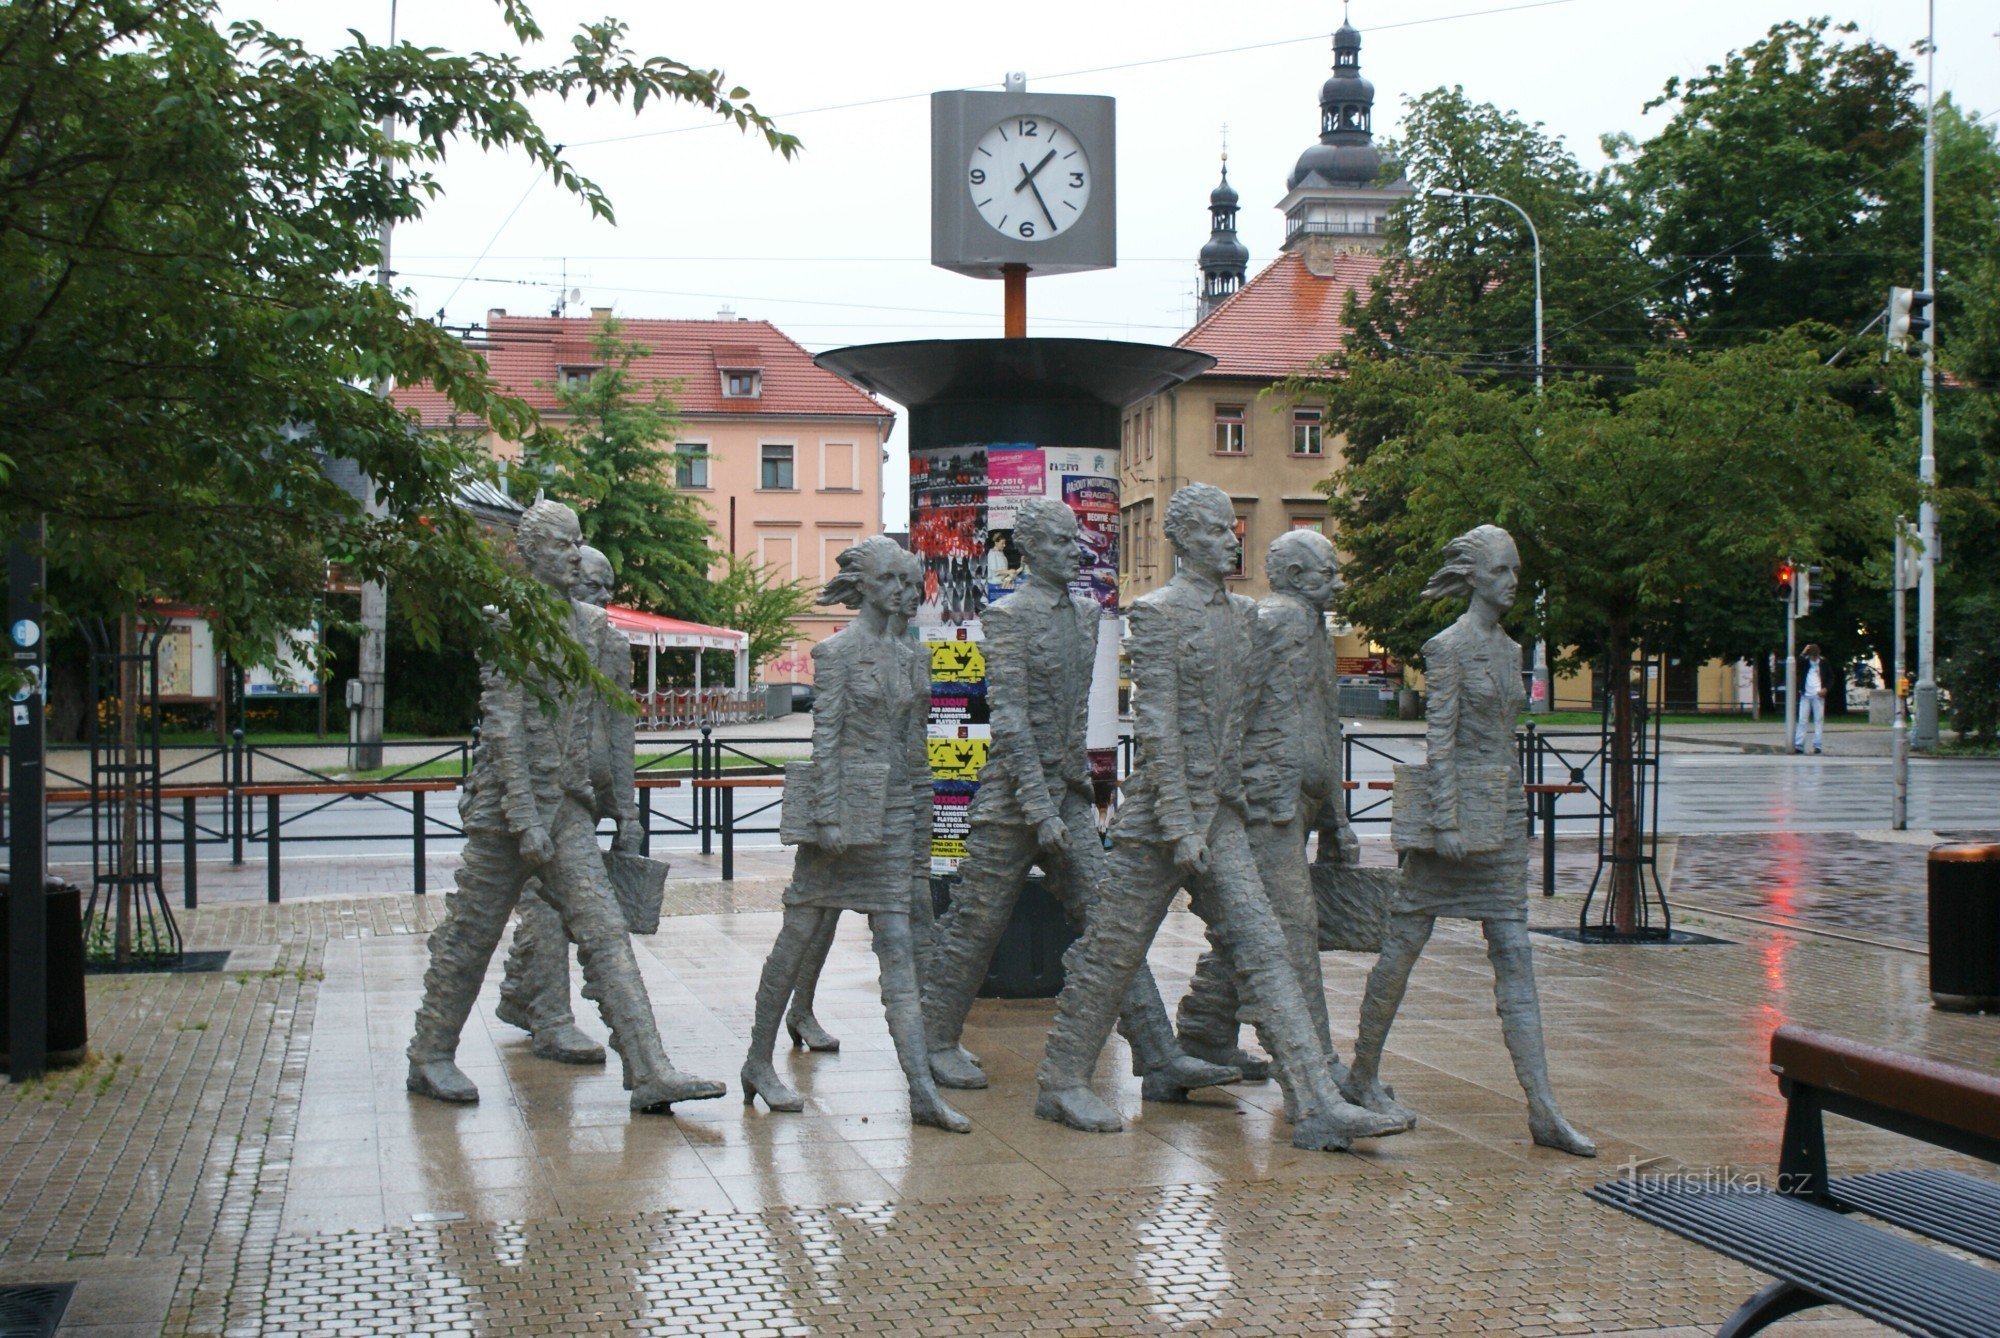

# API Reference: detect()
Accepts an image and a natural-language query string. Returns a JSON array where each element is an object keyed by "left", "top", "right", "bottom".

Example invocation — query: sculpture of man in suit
[
  {"left": 923, "top": 498, "right": 1236, "bottom": 1101},
  {"left": 494, "top": 544, "right": 640, "bottom": 1065},
  {"left": 1175, "top": 529, "right": 1360, "bottom": 1101},
  {"left": 407, "top": 501, "right": 724, "bottom": 1115},
  {"left": 1033, "top": 484, "right": 1407, "bottom": 1151}
]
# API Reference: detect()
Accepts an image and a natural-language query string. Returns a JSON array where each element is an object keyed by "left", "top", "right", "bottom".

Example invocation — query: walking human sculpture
[
  {"left": 1175, "top": 529, "right": 1365, "bottom": 1111},
  {"left": 923, "top": 497, "right": 1238, "bottom": 1100},
  {"left": 407, "top": 500, "right": 726, "bottom": 1114},
  {"left": 739, "top": 536, "right": 972, "bottom": 1133},
  {"left": 1339, "top": 523, "right": 1597, "bottom": 1156},
  {"left": 493, "top": 545, "right": 639, "bottom": 1065},
  {"left": 1033, "top": 483, "right": 1409, "bottom": 1151}
]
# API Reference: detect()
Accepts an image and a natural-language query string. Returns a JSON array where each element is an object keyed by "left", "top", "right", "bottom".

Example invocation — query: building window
[
  {"left": 673, "top": 442, "right": 709, "bottom": 490},
  {"left": 760, "top": 442, "right": 795, "bottom": 490},
  {"left": 1292, "top": 408, "right": 1323, "bottom": 457},
  {"left": 1144, "top": 406, "right": 1154, "bottom": 459},
  {"left": 558, "top": 364, "right": 599, "bottom": 391},
  {"left": 722, "top": 369, "right": 762, "bottom": 399},
  {"left": 1291, "top": 514, "right": 1325, "bottom": 533},
  {"left": 1229, "top": 514, "right": 1249, "bottom": 579},
  {"left": 1214, "top": 404, "right": 1245, "bottom": 455}
]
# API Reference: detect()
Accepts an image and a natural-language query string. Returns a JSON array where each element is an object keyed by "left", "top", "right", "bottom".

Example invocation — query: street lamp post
[{"left": 1432, "top": 187, "right": 1550, "bottom": 709}]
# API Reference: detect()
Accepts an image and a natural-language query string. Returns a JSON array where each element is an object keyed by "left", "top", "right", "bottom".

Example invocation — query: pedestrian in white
[{"left": 1795, "top": 642, "right": 1827, "bottom": 755}]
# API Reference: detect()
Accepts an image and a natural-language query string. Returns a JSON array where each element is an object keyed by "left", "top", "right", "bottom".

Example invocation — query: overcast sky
[{"left": 234, "top": 1, "right": 2000, "bottom": 525}]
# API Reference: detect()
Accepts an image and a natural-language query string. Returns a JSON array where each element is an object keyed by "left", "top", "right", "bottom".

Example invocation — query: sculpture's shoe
[
  {"left": 909, "top": 1089, "right": 973, "bottom": 1134},
  {"left": 1140, "top": 1055, "right": 1242, "bottom": 1104},
  {"left": 530, "top": 1023, "right": 606, "bottom": 1065},
  {"left": 929, "top": 1047, "right": 989, "bottom": 1090},
  {"left": 786, "top": 1013, "right": 841, "bottom": 1052},
  {"left": 493, "top": 997, "right": 535, "bottom": 1035},
  {"left": 407, "top": 1059, "right": 479, "bottom": 1104},
  {"left": 1290, "top": 1114, "right": 1353, "bottom": 1153},
  {"left": 1034, "top": 1085, "right": 1124, "bottom": 1133},
  {"left": 1339, "top": 1074, "right": 1419, "bottom": 1128},
  {"left": 1179, "top": 1039, "right": 1271, "bottom": 1083},
  {"left": 739, "top": 1062, "right": 804, "bottom": 1113},
  {"left": 1529, "top": 1111, "right": 1598, "bottom": 1158},
  {"left": 631, "top": 1067, "right": 727, "bottom": 1114},
  {"left": 956, "top": 1044, "right": 984, "bottom": 1069}
]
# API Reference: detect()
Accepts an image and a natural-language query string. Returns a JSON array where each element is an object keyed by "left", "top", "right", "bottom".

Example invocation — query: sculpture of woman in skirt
[
  {"left": 1340, "top": 525, "right": 1595, "bottom": 1157},
  {"left": 740, "top": 536, "right": 971, "bottom": 1133}
]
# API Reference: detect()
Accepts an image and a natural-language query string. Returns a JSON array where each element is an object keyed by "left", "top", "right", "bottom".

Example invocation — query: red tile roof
[
  {"left": 393, "top": 314, "right": 892, "bottom": 428},
  {"left": 1176, "top": 250, "right": 1385, "bottom": 380}
]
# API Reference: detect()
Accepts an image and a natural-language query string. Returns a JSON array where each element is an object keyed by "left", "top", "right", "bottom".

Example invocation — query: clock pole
[{"left": 1002, "top": 264, "right": 1027, "bottom": 338}]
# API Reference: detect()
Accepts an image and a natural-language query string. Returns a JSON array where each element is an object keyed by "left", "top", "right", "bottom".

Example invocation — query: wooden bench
[{"left": 1588, "top": 1024, "right": 2000, "bottom": 1336}]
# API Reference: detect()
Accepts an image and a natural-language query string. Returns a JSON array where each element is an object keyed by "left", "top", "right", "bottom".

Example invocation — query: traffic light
[
  {"left": 1777, "top": 560, "right": 1795, "bottom": 601},
  {"left": 1805, "top": 564, "right": 1827, "bottom": 613},
  {"left": 1887, "top": 287, "right": 1935, "bottom": 352}
]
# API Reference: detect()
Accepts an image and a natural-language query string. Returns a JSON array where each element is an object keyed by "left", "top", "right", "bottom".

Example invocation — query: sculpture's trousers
[
  {"left": 1036, "top": 807, "right": 1347, "bottom": 1121},
  {"left": 924, "top": 790, "right": 1182, "bottom": 1070},
  {"left": 498, "top": 888, "right": 574, "bottom": 1033},
  {"left": 1176, "top": 812, "right": 1337, "bottom": 1066},
  {"left": 408, "top": 799, "right": 672, "bottom": 1089}
]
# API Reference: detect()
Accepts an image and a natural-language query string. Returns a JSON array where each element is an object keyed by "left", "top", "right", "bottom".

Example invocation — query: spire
[
  {"left": 1198, "top": 135, "right": 1250, "bottom": 322},
  {"left": 1279, "top": 12, "right": 1413, "bottom": 257}
]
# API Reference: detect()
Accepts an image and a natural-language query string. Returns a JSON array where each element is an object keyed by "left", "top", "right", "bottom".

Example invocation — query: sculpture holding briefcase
[{"left": 1388, "top": 762, "right": 1515, "bottom": 855}]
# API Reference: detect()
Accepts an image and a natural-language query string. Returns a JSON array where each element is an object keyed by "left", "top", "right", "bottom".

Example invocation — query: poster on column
[{"left": 910, "top": 440, "right": 1118, "bottom": 874}]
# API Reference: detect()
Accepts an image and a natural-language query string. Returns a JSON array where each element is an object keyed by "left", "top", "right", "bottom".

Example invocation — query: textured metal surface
[
  {"left": 1832, "top": 1168, "right": 2000, "bottom": 1263},
  {"left": 0, "top": 1284, "right": 72, "bottom": 1338}
]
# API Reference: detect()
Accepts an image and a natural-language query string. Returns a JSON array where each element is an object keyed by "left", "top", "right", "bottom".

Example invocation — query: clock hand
[
  {"left": 1012, "top": 149, "right": 1057, "bottom": 192},
  {"left": 1025, "top": 175, "right": 1058, "bottom": 231}
]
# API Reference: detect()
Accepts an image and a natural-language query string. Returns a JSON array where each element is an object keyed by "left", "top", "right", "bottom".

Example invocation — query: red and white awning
[{"left": 603, "top": 606, "right": 747, "bottom": 654}]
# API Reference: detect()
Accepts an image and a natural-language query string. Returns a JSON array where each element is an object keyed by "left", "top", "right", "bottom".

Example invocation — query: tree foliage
[
  {"left": 0, "top": 1, "right": 797, "bottom": 692},
  {"left": 708, "top": 554, "right": 816, "bottom": 678}
]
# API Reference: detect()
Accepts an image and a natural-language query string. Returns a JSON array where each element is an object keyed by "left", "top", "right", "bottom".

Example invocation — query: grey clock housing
[{"left": 931, "top": 90, "right": 1116, "bottom": 279}]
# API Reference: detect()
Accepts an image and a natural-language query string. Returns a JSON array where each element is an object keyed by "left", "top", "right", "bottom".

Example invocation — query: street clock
[{"left": 931, "top": 88, "right": 1115, "bottom": 279}]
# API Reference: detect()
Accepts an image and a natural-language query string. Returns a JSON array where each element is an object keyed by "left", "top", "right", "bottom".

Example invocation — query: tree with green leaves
[
  {"left": 1316, "top": 329, "right": 1908, "bottom": 932},
  {"left": 0, "top": 1, "right": 796, "bottom": 693},
  {"left": 707, "top": 554, "right": 816, "bottom": 680}
]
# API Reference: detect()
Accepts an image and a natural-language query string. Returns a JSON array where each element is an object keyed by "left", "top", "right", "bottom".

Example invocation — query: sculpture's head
[
  {"left": 820, "top": 534, "right": 921, "bottom": 622},
  {"left": 1421, "top": 524, "right": 1519, "bottom": 614},
  {"left": 518, "top": 500, "right": 585, "bottom": 595},
  {"left": 1164, "top": 483, "right": 1239, "bottom": 581},
  {"left": 572, "top": 545, "right": 616, "bottom": 609},
  {"left": 1014, "top": 497, "right": 1082, "bottom": 588},
  {"left": 1266, "top": 528, "right": 1342, "bottom": 612}
]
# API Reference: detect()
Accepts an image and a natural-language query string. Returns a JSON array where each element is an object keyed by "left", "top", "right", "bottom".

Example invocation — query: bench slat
[
  {"left": 1588, "top": 1180, "right": 2000, "bottom": 1337},
  {"left": 1832, "top": 1169, "right": 2000, "bottom": 1265}
]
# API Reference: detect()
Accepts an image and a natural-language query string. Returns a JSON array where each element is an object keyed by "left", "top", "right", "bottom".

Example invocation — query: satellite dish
[{"left": 569, "top": 288, "right": 583, "bottom": 305}]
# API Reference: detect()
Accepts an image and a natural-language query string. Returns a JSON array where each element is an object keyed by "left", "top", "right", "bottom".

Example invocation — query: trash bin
[
  {"left": 931, "top": 873, "right": 1079, "bottom": 999},
  {"left": 0, "top": 875, "right": 91, "bottom": 1069},
  {"left": 1929, "top": 842, "right": 2000, "bottom": 1012}
]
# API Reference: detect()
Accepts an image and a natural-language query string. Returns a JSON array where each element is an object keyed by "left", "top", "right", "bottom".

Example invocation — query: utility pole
[
  {"left": 352, "top": 0, "right": 399, "bottom": 770},
  {"left": 1912, "top": 0, "right": 1941, "bottom": 750},
  {"left": 1783, "top": 568, "right": 1799, "bottom": 748},
  {"left": 9, "top": 519, "right": 48, "bottom": 1082},
  {"left": 1892, "top": 519, "right": 1912, "bottom": 830}
]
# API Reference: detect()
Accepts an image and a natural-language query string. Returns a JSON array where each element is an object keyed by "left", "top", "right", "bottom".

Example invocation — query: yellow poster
[
  {"left": 927, "top": 736, "right": 989, "bottom": 781},
  {"left": 928, "top": 638, "right": 985, "bottom": 684}
]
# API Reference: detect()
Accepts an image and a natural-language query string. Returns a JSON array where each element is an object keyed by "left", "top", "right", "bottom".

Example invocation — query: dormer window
[
  {"left": 722, "top": 369, "right": 761, "bottom": 399},
  {"left": 558, "top": 364, "right": 599, "bottom": 391}
]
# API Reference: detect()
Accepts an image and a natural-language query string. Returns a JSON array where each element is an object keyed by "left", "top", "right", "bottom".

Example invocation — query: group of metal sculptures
[{"left": 406, "top": 486, "right": 1596, "bottom": 1159}]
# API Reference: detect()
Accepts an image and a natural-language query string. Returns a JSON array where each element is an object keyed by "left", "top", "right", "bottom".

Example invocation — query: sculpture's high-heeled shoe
[{"left": 739, "top": 1062, "right": 804, "bottom": 1113}]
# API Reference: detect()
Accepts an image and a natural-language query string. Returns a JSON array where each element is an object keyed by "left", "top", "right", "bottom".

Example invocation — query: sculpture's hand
[
  {"left": 614, "top": 815, "right": 644, "bottom": 854},
  {"left": 1173, "top": 833, "right": 1210, "bottom": 877},
  {"left": 820, "top": 824, "right": 847, "bottom": 856},
  {"left": 1329, "top": 822, "right": 1360, "bottom": 866},
  {"left": 1433, "top": 828, "right": 1468, "bottom": 861},
  {"left": 520, "top": 826, "right": 554, "bottom": 867},
  {"left": 1036, "top": 816, "right": 1070, "bottom": 855}
]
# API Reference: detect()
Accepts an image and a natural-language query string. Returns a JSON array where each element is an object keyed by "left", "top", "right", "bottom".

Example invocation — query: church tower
[
  {"left": 1196, "top": 156, "right": 1250, "bottom": 323},
  {"left": 1276, "top": 17, "right": 1410, "bottom": 256}
]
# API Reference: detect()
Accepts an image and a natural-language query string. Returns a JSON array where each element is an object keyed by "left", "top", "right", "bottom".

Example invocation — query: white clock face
[{"left": 966, "top": 115, "right": 1092, "bottom": 242}]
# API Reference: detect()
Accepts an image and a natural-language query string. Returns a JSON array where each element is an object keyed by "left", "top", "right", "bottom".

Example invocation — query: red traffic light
[{"left": 1777, "top": 561, "right": 1795, "bottom": 592}]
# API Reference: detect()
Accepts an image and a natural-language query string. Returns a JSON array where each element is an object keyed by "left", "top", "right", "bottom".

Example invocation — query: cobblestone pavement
[{"left": 6, "top": 839, "right": 1997, "bottom": 1333}]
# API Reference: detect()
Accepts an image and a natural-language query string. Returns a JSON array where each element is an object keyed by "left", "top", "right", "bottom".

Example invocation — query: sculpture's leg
[
  {"left": 1251, "top": 816, "right": 1339, "bottom": 1075},
  {"left": 785, "top": 910, "right": 842, "bottom": 1052},
  {"left": 1035, "top": 839, "right": 1184, "bottom": 1133},
  {"left": 1340, "top": 910, "right": 1431, "bottom": 1125},
  {"left": 923, "top": 817, "right": 1036, "bottom": 1089},
  {"left": 1193, "top": 813, "right": 1406, "bottom": 1151},
  {"left": 496, "top": 885, "right": 604, "bottom": 1065},
  {"left": 871, "top": 910, "right": 970, "bottom": 1133},
  {"left": 741, "top": 906, "right": 830, "bottom": 1113},
  {"left": 539, "top": 804, "right": 724, "bottom": 1113},
  {"left": 1485, "top": 919, "right": 1596, "bottom": 1156},
  {"left": 407, "top": 828, "right": 529, "bottom": 1103}
]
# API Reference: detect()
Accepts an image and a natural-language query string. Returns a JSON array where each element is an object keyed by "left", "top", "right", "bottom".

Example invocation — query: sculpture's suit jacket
[
  {"left": 1241, "top": 590, "right": 1343, "bottom": 827},
  {"left": 806, "top": 621, "right": 932, "bottom": 873},
  {"left": 970, "top": 577, "right": 1096, "bottom": 828},
  {"left": 461, "top": 602, "right": 598, "bottom": 837},
  {"left": 1110, "top": 573, "right": 1254, "bottom": 846},
  {"left": 1420, "top": 618, "right": 1527, "bottom": 833}
]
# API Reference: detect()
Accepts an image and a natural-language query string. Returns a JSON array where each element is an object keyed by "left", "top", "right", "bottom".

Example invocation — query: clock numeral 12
[{"left": 1017, "top": 118, "right": 1038, "bottom": 137}]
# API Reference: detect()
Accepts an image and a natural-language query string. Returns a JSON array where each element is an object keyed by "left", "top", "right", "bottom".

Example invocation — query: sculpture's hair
[
  {"left": 1266, "top": 527, "right": 1334, "bottom": 586},
  {"left": 1163, "top": 482, "right": 1232, "bottom": 550},
  {"left": 518, "top": 499, "right": 578, "bottom": 558},
  {"left": 578, "top": 545, "right": 612, "bottom": 578},
  {"left": 1014, "top": 496, "right": 1076, "bottom": 551},
  {"left": 1420, "top": 524, "right": 1513, "bottom": 601},
  {"left": 818, "top": 534, "right": 913, "bottom": 609}
]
